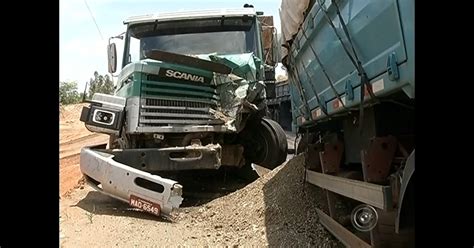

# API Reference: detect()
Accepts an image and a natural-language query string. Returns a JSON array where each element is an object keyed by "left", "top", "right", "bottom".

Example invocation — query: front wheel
[{"left": 242, "top": 118, "right": 288, "bottom": 169}]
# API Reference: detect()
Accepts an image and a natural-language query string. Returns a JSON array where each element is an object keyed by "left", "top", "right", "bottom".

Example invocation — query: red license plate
[{"left": 129, "top": 194, "right": 161, "bottom": 216}]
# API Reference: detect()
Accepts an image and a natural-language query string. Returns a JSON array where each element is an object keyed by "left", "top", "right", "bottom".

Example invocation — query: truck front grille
[{"left": 139, "top": 75, "right": 224, "bottom": 126}]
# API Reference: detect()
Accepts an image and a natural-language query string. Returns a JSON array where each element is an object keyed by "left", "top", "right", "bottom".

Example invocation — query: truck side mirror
[{"left": 107, "top": 43, "right": 117, "bottom": 73}]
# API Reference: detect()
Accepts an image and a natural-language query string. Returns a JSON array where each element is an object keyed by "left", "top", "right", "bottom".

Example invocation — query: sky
[{"left": 60, "top": 0, "right": 283, "bottom": 91}]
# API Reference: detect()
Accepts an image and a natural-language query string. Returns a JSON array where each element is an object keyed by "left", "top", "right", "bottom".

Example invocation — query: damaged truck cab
[{"left": 79, "top": 7, "right": 287, "bottom": 216}]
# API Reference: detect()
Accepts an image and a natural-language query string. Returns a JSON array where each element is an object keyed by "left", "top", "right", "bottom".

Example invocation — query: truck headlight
[
  {"left": 80, "top": 105, "right": 124, "bottom": 135},
  {"left": 93, "top": 109, "right": 115, "bottom": 126},
  {"left": 79, "top": 93, "right": 126, "bottom": 135}
]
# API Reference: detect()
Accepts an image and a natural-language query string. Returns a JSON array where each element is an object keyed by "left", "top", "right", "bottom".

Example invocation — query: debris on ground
[{"left": 173, "top": 154, "right": 343, "bottom": 247}]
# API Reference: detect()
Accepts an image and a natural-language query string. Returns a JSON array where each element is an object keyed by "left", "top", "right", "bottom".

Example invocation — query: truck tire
[{"left": 243, "top": 118, "right": 288, "bottom": 169}]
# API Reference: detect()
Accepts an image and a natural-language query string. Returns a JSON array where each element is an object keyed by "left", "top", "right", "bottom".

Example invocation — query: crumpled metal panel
[
  {"left": 196, "top": 52, "right": 267, "bottom": 132},
  {"left": 279, "top": 0, "right": 311, "bottom": 59}
]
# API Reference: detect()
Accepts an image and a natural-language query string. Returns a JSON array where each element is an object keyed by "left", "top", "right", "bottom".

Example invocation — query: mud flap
[{"left": 80, "top": 145, "right": 183, "bottom": 217}]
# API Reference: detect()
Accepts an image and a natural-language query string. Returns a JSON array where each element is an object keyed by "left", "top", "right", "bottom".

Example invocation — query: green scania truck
[{"left": 79, "top": 6, "right": 287, "bottom": 216}]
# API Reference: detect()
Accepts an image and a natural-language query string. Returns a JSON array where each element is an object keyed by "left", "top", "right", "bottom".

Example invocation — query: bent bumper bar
[{"left": 80, "top": 144, "right": 183, "bottom": 216}]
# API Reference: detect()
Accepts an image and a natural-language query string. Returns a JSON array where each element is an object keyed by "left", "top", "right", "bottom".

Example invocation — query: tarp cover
[{"left": 279, "top": 0, "right": 311, "bottom": 61}]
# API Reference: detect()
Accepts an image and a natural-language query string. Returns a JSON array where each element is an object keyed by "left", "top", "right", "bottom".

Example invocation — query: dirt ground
[
  {"left": 60, "top": 104, "right": 108, "bottom": 196},
  {"left": 59, "top": 104, "right": 342, "bottom": 247}
]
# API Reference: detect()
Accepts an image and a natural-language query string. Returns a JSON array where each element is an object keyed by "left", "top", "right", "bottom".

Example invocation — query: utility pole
[{"left": 82, "top": 81, "right": 88, "bottom": 102}]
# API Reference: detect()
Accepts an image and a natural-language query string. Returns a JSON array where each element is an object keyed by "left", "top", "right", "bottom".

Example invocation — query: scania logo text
[{"left": 165, "top": 69, "right": 204, "bottom": 83}]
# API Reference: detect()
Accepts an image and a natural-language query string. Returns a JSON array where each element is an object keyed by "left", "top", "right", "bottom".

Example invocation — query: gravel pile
[{"left": 175, "top": 155, "right": 343, "bottom": 247}]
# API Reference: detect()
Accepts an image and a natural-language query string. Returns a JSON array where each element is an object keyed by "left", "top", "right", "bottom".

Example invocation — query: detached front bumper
[{"left": 80, "top": 144, "right": 184, "bottom": 216}]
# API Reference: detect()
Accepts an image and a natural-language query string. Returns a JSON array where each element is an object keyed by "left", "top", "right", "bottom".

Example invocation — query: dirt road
[{"left": 60, "top": 104, "right": 108, "bottom": 196}]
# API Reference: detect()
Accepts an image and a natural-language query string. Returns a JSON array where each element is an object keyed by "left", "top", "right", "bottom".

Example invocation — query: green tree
[
  {"left": 59, "top": 81, "right": 81, "bottom": 105},
  {"left": 88, "top": 71, "right": 114, "bottom": 97}
]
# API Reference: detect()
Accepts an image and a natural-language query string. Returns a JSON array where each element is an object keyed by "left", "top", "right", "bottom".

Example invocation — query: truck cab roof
[{"left": 124, "top": 8, "right": 257, "bottom": 25}]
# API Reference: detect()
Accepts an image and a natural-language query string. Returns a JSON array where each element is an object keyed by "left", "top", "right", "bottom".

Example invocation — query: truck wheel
[{"left": 243, "top": 118, "right": 288, "bottom": 169}]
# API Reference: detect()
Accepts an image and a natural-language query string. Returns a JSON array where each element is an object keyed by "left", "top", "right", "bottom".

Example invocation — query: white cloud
[
  {"left": 60, "top": 0, "right": 89, "bottom": 24},
  {"left": 60, "top": 39, "right": 109, "bottom": 88}
]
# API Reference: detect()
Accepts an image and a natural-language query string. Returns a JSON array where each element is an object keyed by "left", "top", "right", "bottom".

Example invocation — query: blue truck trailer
[{"left": 280, "top": 0, "right": 414, "bottom": 246}]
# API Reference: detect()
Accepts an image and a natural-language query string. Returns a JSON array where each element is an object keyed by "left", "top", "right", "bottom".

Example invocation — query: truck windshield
[{"left": 124, "top": 16, "right": 258, "bottom": 65}]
